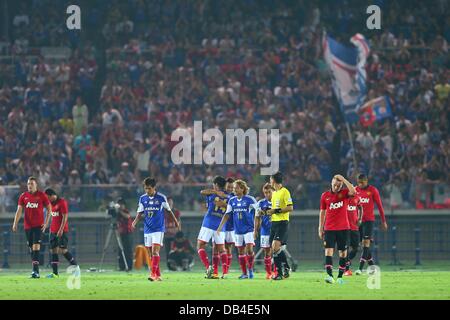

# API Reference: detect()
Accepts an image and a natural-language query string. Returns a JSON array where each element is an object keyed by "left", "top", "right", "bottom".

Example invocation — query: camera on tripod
[{"left": 106, "top": 201, "right": 121, "bottom": 219}]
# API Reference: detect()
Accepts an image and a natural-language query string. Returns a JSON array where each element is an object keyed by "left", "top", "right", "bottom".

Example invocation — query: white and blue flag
[{"left": 323, "top": 32, "right": 370, "bottom": 123}]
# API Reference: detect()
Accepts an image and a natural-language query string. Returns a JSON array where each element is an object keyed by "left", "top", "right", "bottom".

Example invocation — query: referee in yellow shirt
[{"left": 266, "top": 171, "right": 293, "bottom": 280}]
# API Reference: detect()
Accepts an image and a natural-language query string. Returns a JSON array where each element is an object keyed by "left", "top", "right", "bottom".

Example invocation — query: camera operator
[
  {"left": 163, "top": 197, "right": 181, "bottom": 261},
  {"left": 168, "top": 231, "right": 195, "bottom": 271},
  {"left": 115, "top": 198, "right": 133, "bottom": 271}
]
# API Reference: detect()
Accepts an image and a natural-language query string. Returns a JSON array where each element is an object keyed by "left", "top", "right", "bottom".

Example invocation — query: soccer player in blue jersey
[
  {"left": 197, "top": 176, "right": 229, "bottom": 279},
  {"left": 254, "top": 183, "right": 274, "bottom": 279},
  {"left": 217, "top": 180, "right": 258, "bottom": 279},
  {"left": 132, "top": 177, "right": 180, "bottom": 281}
]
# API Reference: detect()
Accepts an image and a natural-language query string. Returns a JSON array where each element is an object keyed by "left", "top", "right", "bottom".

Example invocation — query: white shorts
[
  {"left": 235, "top": 232, "right": 255, "bottom": 247},
  {"left": 225, "top": 231, "right": 235, "bottom": 244},
  {"left": 144, "top": 232, "right": 164, "bottom": 247},
  {"left": 198, "top": 227, "right": 225, "bottom": 245},
  {"left": 260, "top": 235, "right": 271, "bottom": 248}
]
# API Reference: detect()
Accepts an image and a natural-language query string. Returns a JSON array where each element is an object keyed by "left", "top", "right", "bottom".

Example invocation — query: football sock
[
  {"left": 197, "top": 249, "right": 210, "bottom": 269},
  {"left": 367, "top": 252, "right": 375, "bottom": 266},
  {"left": 279, "top": 249, "right": 289, "bottom": 270},
  {"left": 32, "top": 250, "right": 40, "bottom": 274},
  {"left": 238, "top": 255, "right": 247, "bottom": 274},
  {"left": 325, "top": 255, "right": 333, "bottom": 277},
  {"left": 227, "top": 254, "right": 232, "bottom": 270},
  {"left": 51, "top": 254, "right": 59, "bottom": 274},
  {"left": 247, "top": 252, "right": 255, "bottom": 270},
  {"left": 154, "top": 255, "right": 161, "bottom": 277},
  {"left": 151, "top": 254, "right": 160, "bottom": 276},
  {"left": 264, "top": 256, "right": 272, "bottom": 274},
  {"left": 346, "top": 249, "right": 358, "bottom": 271},
  {"left": 63, "top": 252, "right": 77, "bottom": 265},
  {"left": 338, "top": 257, "right": 346, "bottom": 278},
  {"left": 359, "top": 247, "right": 369, "bottom": 270},
  {"left": 273, "top": 249, "right": 283, "bottom": 275},
  {"left": 212, "top": 254, "right": 220, "bottom": 274},
  {"left": 220, "top": 252, "right": 228, "bottom": 274}
]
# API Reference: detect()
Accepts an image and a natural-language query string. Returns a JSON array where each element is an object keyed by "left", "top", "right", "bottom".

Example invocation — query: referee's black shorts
[
  {"left": 269, "top": 221, "right": 289, "bottom": 245},
  {"left": 25, "top": 227, "right": 43, "bottom": 248},
  {"left": 324, "top": 230, "right": 349, "bottom": 251}
]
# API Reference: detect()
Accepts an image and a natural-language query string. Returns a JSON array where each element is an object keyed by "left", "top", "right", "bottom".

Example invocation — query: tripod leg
[
  {"left": 115, "top": 230, "right": 129, "bottom": 271},
  {"left": 99, "top": 227, "right": 114, "bottom": 270}
]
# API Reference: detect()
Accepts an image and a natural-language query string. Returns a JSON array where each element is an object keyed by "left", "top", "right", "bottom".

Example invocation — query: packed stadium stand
[{"left": 0, "top": 0, "right": 449, "bottom": 213}]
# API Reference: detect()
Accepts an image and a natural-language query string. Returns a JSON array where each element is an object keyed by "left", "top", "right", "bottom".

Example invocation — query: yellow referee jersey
[{"left": 271, "top": 187, "right": 293, "bottom": 222}]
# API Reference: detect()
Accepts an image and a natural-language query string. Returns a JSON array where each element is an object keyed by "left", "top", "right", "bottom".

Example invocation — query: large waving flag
[
  {"left": 359, "top": 96, "right": 393, "bottom": 127},
  {"left": 323, "top": 32, "right": 370, "bottom": 123}
]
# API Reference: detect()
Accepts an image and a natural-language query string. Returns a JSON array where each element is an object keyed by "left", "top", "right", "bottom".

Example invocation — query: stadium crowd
[{"left": 0, "top": 0, "right": 449, "bottom": 210}]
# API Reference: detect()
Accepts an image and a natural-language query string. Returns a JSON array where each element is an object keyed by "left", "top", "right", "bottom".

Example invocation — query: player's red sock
[
  {"left": 213, "top": 254, "right": 220, "bottom": 275},
  {"left": 227, "top": 254, "right": 232, "bottom": 270},
  {"left": 264, "top": 256, "right": 272, "bottom": 274},
  {"left": 238, "top": 255, "right": 247, "bottom": 274},
  {"left": 247, "top": 253, "right": 255, "bottom": 270},
  {"left": 152, "top": 255, "right": 160, "bottom": 276},
  {"left": 154, "top": 255, "right": 161, "bottom": 277},
  {"left": 220, "top": 252, "right": 228, "bottom": 274},
  {"left": 197, "top": 249, "right": 210, "bottom": 269}
]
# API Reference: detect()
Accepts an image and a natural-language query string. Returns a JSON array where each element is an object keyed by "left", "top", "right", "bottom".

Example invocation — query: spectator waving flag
[
  {"left": 359, "top": 96, "right": 393, "bottom": 127},
  {"left": 323, "top": 32, "right": 370, "bottom": 123}
]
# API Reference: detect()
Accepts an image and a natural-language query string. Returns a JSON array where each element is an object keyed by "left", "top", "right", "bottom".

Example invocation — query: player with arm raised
[
  {"left": 344, "top": 192, "right": 363, "bottom": 276},
  {"left": 318, "top": 174, "right": 355, "bottom": 284},
  {"left": 355, "top": 173, "right": 388, "bottom": 274},
  {"left": 217, "top": 180, "right": 258, "bottom": 279},
  {"left": 12, "top": 176, "right": 53, "bottom": 278},
  {"left": 44, "top": 188, "right": 79, "bottom": 278},
  {"left": 213, "top": 177, "right": 235, "bottom": 277},
  {"left": 197, "top": 176, "right": 229, "bottom": 279},
  {"left": 254, "top": 183, "right": 274, "bottom": 279},
  {"left": 132, "top": 177, "right": 180, "bottom": 281}
]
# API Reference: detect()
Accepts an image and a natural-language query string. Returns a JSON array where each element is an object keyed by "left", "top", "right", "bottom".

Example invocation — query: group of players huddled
[{"left": 12, "top": 171, "right": 386, "bottom": 284}]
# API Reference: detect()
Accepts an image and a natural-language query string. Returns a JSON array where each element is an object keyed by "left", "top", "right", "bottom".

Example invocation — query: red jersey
[
  {"left": 18, "top": 191, "right": 50, "bottom": 230},
  {"left": 165, "top": 209, "right": 181, "bottom": 238},
  {"left": 320, "top": 188, "right": 351, "bottom": 231},
  {"left": 355, "top": 185, "right": 386, "bottom": 223},
  {"left": 347, "top": 195, "right": 361, "bottom": 231},
  {"left": 49, "top": 198, "right": 69, "bottom": 233}
]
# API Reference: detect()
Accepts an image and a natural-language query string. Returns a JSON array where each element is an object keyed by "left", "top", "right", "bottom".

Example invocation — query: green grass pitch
[{"left": 1, "top": 267, "right": 450, "bottom": 300}]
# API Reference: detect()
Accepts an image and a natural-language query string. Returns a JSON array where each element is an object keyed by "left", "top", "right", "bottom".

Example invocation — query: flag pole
[{"left": 345, "top": 120, "right": 358, "bottom": 179}]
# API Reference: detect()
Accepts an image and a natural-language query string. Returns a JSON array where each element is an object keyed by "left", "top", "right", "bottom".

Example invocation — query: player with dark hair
[
  {"left": 44, "top": 188, "right": 79, "bottom": 278},
  {"left": 254, "top": 183, "right": 274, "bottom": 279},
  {"left": 344, "top": 192, "right": 363, "bottom": 276},
  {"left": 355, "top": 174, "right": 388, "bottom": 275},
  {"left": 12, "top": 177, "right": 53, "bottom": 278},
  {"left": 197, "top": 175, "right": 229, "bottom": 279},
  {"left": 217, "top": 180, "right": 258, "bottom": 279},
  {"left": 319, "top": 174, "right": 356, "bottom": 284},
  {"left": 132, "top": 177, "right": 180, "bottom": 281},
  {"left": 265, "top": 171, "right": 294, "bottom": 280}
]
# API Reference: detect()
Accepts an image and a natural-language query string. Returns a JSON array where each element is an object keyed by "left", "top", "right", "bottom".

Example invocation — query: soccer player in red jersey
[
  {"left": 344, "top": 194, "right": 363, "bottom": 276},
  {"left": 44, "top": 188, "right": 79, "bottom": 278},
  {"left": 12, "top": 177, "right": 53, "bottom": 278},
  {"left": 318, "top": 174, "right": 356, "bottom": 284},
  {"left": 355, "top": 174, "right": 388, "bottom": 274}
]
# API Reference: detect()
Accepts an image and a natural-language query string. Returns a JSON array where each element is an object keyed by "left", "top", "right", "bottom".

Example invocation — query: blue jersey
[
  {"left": 137, "top": 192, "right": 170, "bottom": 233},
  {"left": 226, "top": 195, "right": 257, "bottom": 235},
  {"left": 202, "top": 193, "right": 228, "bottom": 231},
  {"left": 257, "top": 199, "right": 272, "bottom": 236},
  {"left": 224, "top": 192, "right": 235, "bottom": 231}
]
